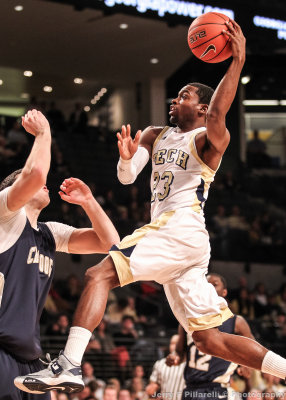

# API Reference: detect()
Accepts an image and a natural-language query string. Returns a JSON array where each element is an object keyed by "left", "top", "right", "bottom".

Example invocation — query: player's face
[
  {"left": 169, "top": 85, "right": 201, "bottom": 126},
  {"left": 207, "top": 275, "right": 227, "bottom": 298}
]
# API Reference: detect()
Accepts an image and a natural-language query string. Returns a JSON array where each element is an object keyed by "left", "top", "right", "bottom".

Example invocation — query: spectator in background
[
  {"left": 46, "top": 313, "right": 70, "bottom": 338},
  {"left": 82, "top": 361, "right": 106, "bottom": 400},
  {"left": 103, "top": 384, "right": 119, "bottom": 400},
  {"left": 47, "top": 101, "right": 66, "bottom": 132},
  {"left": 115, "top": 206, "right": 136, "bottom": 238},
  {"left": 209, "top": 204, "right": 229, "bottom": 259},
  {"left": 69, "top": 103, "right": 88, "bottom": 134},
  {"left": 107, "top": 297, "right": 138, "bottom": 325},
  {"left": 227, "top": 205, "right": 249, "bottom": 231},
  {"left": 247, "top": 130, "right": 271, "bottom": 169},
  {"left": 125, "top": 365, "right": 147, "bottom": 391},
  {"left": 91, "top": 318, "right": 115, "bottom": 353},
  {"left": 6, "top": 119, "right": 29, "bottom": 164},
  {"left": 60, "top": 274, "right": 82, "bottom": 311},
  {"left": 113, "top": 316, "right": 138, "bottom": 352},
  {"left": 254, "top": 283, "right": 268, "bottom": 318},
  {"left": 230, "top": 288, "right": 256, "bottom": 320},
  {"left": 118, "top": 389, "right": 132, "bottom": 400}
]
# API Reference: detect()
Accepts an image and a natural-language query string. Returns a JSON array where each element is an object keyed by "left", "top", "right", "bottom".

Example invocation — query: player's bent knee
[{"left": 84, "top": 256, "right": 120, "bottom": 289}]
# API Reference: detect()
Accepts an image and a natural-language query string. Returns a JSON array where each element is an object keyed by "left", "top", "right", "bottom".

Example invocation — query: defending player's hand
[
  {"left": 22, "top": 109, "right": 51, "bottom": 137},
  {"left": 59, "top": 177, "right": 93, "bottom": 206},
  {"left": 117, "top": 124, "right": 141, "bottom": 160},
  {"left": 166, "top": 353, "right": 181, "bottom": 366},
  {"left": 222, "top": 20, "right": 246, "bottom": 62}
]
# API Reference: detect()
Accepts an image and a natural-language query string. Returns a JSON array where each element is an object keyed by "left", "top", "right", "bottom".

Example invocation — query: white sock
[
  {"left": 261, "top": 350, "right": 286, "bottom": 379},
  {"left": 64, "top": 326, "right": 92, "bottom": 366}
]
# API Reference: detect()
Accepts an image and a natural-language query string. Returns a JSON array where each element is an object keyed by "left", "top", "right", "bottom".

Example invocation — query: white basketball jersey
[{"left": 150, "top": 126, "right": 217, "bottom": 221}]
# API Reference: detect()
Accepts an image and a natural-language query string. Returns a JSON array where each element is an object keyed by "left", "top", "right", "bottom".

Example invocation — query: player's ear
[
  {"left": 223, "top": 288, "right": 228, "bottom": 298},
  {"left": 198, "top": 104, "right": 208, "bottom": 116}
]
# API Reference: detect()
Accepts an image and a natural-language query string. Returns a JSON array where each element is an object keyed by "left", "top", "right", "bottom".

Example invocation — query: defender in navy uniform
[
  {"left": 167, "top": 273, "right": 254, "bottom": 400},
  {"left": 0, "top": 110, "right": 119, "bottom": 399}
]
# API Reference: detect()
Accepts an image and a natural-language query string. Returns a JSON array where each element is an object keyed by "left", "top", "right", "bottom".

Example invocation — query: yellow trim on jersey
[
  {"left": 188, "top": 307, "right": 233, "bottom": 331},
  {"left": 190, "top": 132, "right": 216, "bottom": 213},
  {"left": 109, "top": 210, "right": 176, "bottom": 286},
  {"left": 109, "top": 251, "right": 134, "bottom": 286},
  {"left": 152, "top": 126, "right": 170, "bottom": 154}
]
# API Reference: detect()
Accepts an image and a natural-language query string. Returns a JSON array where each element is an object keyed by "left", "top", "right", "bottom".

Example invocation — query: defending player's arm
[
  {"left": 166, "top": 325, "right": 186, "bottom": 366},
  {"left": 7, "top": 110, "right": 51, "bottom": 211},
  {"left": 206, "top": 20, "right": 246, "bottom": 155},
  {"left": 117, "top": 124, "right": 158, "bottom": 184},
  {"left": 234, "top": 315, "right": 255, "bottom": 340},
  {"left": 59, "top": 178, "right": 120, "bottom": 253}
]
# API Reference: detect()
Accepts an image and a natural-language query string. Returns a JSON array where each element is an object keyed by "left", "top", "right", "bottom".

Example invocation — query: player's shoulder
[{"left": 140, "top": 126, "right": 168, "bottom": 146}]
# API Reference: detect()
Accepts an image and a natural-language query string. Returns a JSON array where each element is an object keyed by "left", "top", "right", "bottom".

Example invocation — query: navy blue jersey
[
  {"left": 184, "top": 316, "right": 237, "bottom": 386},
  {"left": 0, "top": 218, "right": 55, "bottom": 361}
]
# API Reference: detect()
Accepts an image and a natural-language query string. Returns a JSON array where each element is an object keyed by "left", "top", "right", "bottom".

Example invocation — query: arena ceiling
[{"left": 0, "top": 0, "right": 285, "bottom": 108}]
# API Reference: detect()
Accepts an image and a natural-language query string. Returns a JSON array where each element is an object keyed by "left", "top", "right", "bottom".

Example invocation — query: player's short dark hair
[
  {"left": 0, "top": 169, "right": 22, "bottom": 192},
  {"left": 188, "top": 82, "right": 214, "bottom": 105},
  {"left": 208, "top": 273, "right": 227, "bottom": 289}
]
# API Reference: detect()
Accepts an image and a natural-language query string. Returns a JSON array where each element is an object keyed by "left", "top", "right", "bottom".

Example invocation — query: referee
[{"left": 145, "top": 335, "right": 186, "bottom": 400}]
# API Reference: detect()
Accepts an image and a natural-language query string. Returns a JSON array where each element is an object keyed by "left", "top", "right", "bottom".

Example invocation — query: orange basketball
[{"left": 187, "top": 12, "right": 233, "bottom": 63}]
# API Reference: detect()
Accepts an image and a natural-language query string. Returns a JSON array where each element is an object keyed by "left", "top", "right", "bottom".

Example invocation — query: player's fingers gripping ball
[{"left": 187, "top": 12, "right": 233, "bottom": 63}]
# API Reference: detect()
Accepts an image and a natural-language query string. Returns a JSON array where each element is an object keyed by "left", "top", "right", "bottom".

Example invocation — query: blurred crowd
[{"left": 1, "top": 107, "right": 286, "bottom": 400}]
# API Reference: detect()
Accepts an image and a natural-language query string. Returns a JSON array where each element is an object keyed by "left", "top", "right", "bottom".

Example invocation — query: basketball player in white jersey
[{"left": 15, "top": 19, "right": 286, "bottom": 395}]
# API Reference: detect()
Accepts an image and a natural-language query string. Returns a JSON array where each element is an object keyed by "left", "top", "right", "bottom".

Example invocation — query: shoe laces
[{"left": 39, "top": 353, "right": 57, "bottom": 368}]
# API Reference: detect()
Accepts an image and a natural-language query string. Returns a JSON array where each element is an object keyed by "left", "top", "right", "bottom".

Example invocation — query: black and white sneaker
[{"left": 14, "top": 351, "right": 84, "bottom": 394}]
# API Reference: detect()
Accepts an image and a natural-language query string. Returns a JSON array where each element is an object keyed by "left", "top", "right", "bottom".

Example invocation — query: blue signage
[{"left": 102, "top": 0, "right": 234, "bottom": 19}]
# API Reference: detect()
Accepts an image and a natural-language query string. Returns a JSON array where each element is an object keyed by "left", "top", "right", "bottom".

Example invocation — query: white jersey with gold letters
[
  {"left": 150, "top": 126, "right": 216, "bottom": 221},
  {"left": 110, "top": 125, "right": 232, "bottom": 333}
]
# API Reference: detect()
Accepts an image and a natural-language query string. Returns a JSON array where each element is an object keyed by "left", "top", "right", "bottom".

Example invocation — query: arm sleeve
[
  {"left": 117, "top": 146, "right": 149, "bottom": 185},
  {"left": 46, "top": 221, "right": 76, "bottom": 253}
]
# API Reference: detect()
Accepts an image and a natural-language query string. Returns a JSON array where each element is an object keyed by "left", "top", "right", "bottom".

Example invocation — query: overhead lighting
[
  {"left": 243, "top": 100, "right": 279, "bottom": 106},
  {"left": 74, "top": 78, "right": 83, "bottom": 84},
  {"left": 14, "top": 5, "right": 23, "bottom": 11},
  {"left": 280, "top": 100, "right": 286, "bottom": 106},
  {"left": 91, "top": 99, "right": 96, "bottom": 104},
  {"left": 43, "top": 86, "right": 53, "bottom": 93},
  {"left": 94, "top": 95, "right": 100, "bottom": 101},
  {"left": 119, "top": 23, "right": 128, "bottom": 29},
  {"left": 101, "top": 88, "right": 107, "bottom": 94},
  {"left": 84, "top": 106, "right": 90, "bottom": 112},
  {"left": 24, "top": 70, "right": 33, "bottom": 77},
  {"left": 241, "top": 76, "right": 251, "bottom": 85},
  {"left": 150, "top": 58, "right": 159, "bottom": 64},
  {"left": 0, "top": 80, "right": 3, "bottom": 86},
  {"left": 21, "top": 93, "right": 29, "bottom": 99}
]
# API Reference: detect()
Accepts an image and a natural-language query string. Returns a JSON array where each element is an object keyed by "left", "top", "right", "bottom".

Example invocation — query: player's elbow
[
  {"left": 22, "top": 166, "right": 47, "bottom": 187},
  {"left": 101, "top": 234, "right": 120, "bottom": 252},
  {"left": 117, "top": 175, "right": 136, "bottom": 185}
]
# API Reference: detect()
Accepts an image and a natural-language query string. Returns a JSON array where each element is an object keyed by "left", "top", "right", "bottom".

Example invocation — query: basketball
[{"left": 187, "top": 12, "right": 233, "bottom": 63}]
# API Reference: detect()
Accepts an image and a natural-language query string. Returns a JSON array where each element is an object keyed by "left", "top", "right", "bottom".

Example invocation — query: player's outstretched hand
[
  {"left": 222, "top": 19, "right": 246, "bottom": 62},
  {"left": 59, "top": 178, "right": 93, "bottom": 206},
  {"left": 22, "top": 109, "right": 51, "bottom": 137},
  {"left": 166, "top": 353, "right": 181, "bottom": 366},
  {"left": 117, "top": 124, "right": 141, "bottom": 160}
]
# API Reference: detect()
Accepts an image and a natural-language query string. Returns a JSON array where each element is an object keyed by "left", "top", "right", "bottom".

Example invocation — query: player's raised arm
[
  {"left": 206, "top": 20, "right": 246, "bottom": 155},
  {"left": 7, "top": 110, "right": 51, "bottom": 211},
  {"left": 117, "top": 124, "right": 152, "bottom": 185},
  {"left": 59, "top": 178, "right": 120, "bottom": 254}
]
